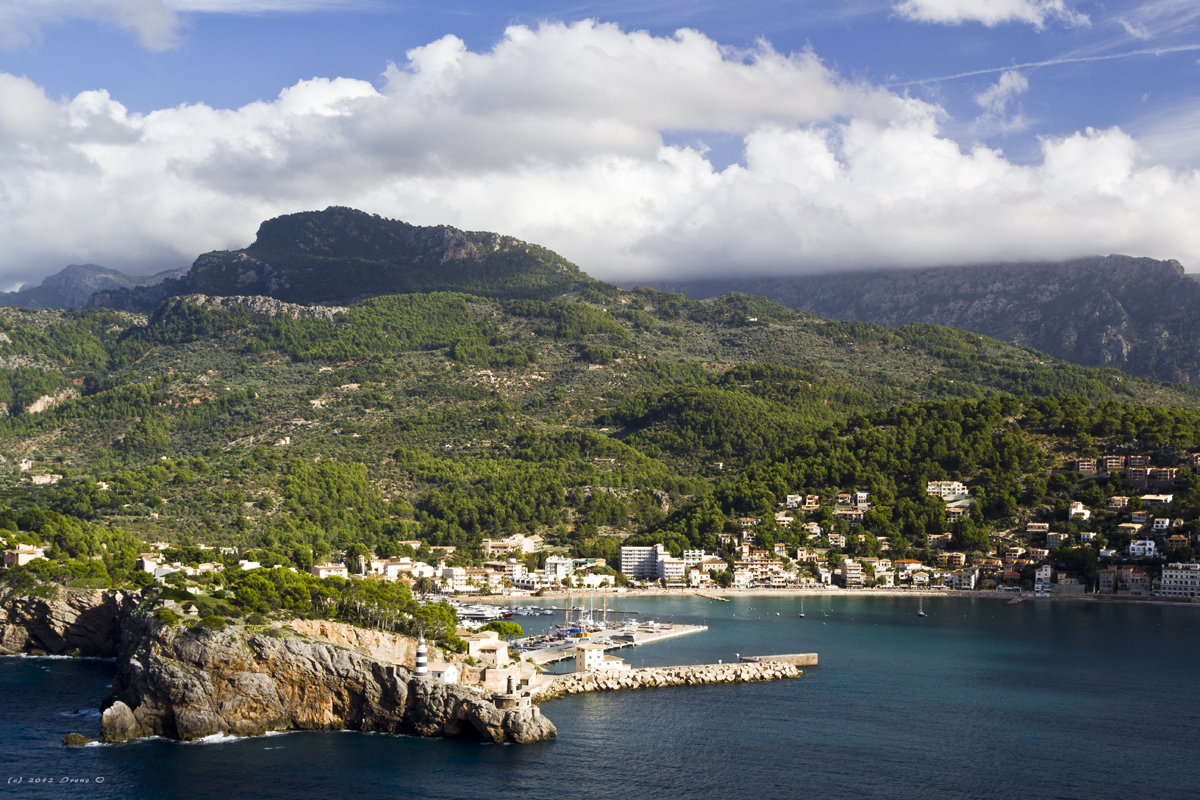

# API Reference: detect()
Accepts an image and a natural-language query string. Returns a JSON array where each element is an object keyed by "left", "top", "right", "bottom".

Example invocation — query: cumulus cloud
[
  {"left": 0, "top": 20, "right": 1198, "bottom": 286},
  {"left": 894, "top": 0, "right": 1090, "bottom": 29}
]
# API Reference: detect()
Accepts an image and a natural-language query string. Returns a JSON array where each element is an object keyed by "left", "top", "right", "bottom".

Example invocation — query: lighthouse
[{"left": 415, "top": 635, "right": 428, "bottom": 676}]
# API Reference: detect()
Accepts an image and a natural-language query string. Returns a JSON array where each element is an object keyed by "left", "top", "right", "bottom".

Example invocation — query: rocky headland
[{"left": 1, "top": 589, "right": 555, "bottom": 745}]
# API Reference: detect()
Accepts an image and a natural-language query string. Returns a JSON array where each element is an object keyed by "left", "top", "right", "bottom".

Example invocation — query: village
[{"left": 6, "top": 451, "right": 1200, "bottom": 604}]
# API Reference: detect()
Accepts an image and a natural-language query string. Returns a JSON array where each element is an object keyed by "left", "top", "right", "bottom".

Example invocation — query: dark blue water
[{"left": 5, "top": 595, "right": 1198, "bottom": 799}]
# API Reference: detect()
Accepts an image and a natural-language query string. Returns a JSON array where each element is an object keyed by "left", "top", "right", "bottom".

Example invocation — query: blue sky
[{"left": 0, "top": 0, "right": 1198, "bottom": 284}]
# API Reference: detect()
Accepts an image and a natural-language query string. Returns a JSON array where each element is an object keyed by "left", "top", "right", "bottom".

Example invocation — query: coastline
[{"left": 470, "top": 587, "right": 1200, "bottom": 607}]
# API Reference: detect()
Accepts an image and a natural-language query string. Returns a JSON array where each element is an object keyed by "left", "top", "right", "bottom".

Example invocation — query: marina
[{"left": 483, "top": 591, "right": 712, "bottom": 666}]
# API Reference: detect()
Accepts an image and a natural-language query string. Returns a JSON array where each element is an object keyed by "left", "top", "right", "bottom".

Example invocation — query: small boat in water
[
  {"left": 918, "top": 598, "right": 927, "bottom": 617},
  {"left": 799, "top": 600, "right": 805, "bottom": 618}
]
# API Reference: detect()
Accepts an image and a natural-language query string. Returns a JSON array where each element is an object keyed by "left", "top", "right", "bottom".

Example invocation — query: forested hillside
[{"left": 3, "top": 282, "right": 1200, "bottom": 586}]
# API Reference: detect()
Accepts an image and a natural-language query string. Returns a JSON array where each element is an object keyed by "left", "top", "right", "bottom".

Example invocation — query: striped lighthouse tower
[{"left": 415, "top": 635, "right": 428, "bottom": 677}]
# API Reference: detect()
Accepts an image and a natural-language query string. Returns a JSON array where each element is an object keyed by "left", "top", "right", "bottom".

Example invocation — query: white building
[
  {"left": 580, "top": 573, "right": 617, "bottom": 589},
  {"left": 1152, "top": 518, "right": 1170, "bottom": 532},
  {"left": 840, "top": 559, "right": 863, "bottom": 587},
  {"left": 657, "top": 554, "right": 686, "bottom": 584},
  {"left": 512, "top": 572, "right": 545, "bottom": 592},
  {"left": 575, "top": 642, "right": 630, "bottom": 673},
  {"left": 949, "top": 569, "right": 978, "bottom": 590},
  {"left": 426, "top": 662, "right": 460, "bottom": 685},
  {"left": 620, "top": 544, "right": 666, "bottom": 580},
  {"left": 543, "top": 555, "right": 574, "bottom": 583},
  {"left": 927, "top": 481, "right": 970, "bottom": 501},
  {"left": 1161, "top": 563, "right": 1200, "bottom": 598},
  {"left": 311, "top": 563, "right": 348, "bottom": 579},
  {"left": 439, "top": 566, "right": 468, "bottom": 592},
  {"left": 1068, "top": 502, "right": 1091, "bottom": 521},
  {"left": 1129, "top": 540, "right": 1158, "bottom": 558},
  {"left": 1035, "top": 564, "right": 1053, "bottom": 592},
  {"left": 682, "top": 550, "right": 707, "bottom": 566}
]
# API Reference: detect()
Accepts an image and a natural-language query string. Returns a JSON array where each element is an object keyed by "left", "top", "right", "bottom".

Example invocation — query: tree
[{"left": 479, "top": 620, "right": 523, "bottom": 639}]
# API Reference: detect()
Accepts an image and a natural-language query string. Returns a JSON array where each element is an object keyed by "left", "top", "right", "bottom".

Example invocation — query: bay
[{"left": 4, "top": 595, "right": 1197, "bottom": 799}]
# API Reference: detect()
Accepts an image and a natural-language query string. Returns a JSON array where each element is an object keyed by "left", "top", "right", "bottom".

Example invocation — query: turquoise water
[{"left": 4, "top": 595, "right": 1198, "bottom": 799}]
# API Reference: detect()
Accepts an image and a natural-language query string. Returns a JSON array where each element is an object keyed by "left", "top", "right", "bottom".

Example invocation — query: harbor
[
  {"left": 520, "top": 620, "right": 710, "bottom": 666},
  {"left": 461, "top": 590, "right": 713, "bottom": 666}
]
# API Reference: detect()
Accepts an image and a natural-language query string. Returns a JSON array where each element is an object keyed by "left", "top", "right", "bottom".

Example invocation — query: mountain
[
  {"left": 0, "top": 264, "right": 185, "bottom": 309},
  {"left": 638, "top": 255, "right": 1200, "bottom": 385},
  {"left": 91, "top": 207, "right": 601, "bottom": 310}
]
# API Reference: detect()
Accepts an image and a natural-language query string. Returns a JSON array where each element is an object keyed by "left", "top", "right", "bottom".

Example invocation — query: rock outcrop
[
  {"left": 1, "top": 590, "right": 555, "bottom": 745},
  {"left": 285, "top": 618, "right": 439, "bottom": 668},
  {"left": 172, "top": 294, "right": 348, "bottom": 320},
  {"left": 0, "top": 589, "right": 139, "bottom": 657},
  {"left": 100, "top": 614, "right": 555, "bottom": 744}
]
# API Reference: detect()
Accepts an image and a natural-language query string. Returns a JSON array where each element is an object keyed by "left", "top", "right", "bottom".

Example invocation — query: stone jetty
[{"left": 533, "top": 659, "right": 803, "bottom": 701}]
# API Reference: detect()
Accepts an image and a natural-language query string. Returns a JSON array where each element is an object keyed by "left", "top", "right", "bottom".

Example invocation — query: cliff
[
  {"left": 93, "top": 206, "right": 602, "bottom": 310},
  {"left": 101, "top": 615, "right": 555, "bottom": 744},
  {"left": 0, "top": 590, "right": 554, "bottom": 745},
  {"left": 0, "top": 589, "right": 139, "bottom": 657},
  {"left": 642, "top": 255, "right": 1200, "bottom": 385}
]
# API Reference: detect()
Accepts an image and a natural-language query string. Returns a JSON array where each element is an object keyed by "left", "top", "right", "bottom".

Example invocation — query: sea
[{"left": 4, "top": 594, "right": 1198, "bottom": 800}]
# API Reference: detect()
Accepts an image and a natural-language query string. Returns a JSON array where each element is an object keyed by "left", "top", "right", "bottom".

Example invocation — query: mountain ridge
[
  {"left": 1, "top": 264, "right": 185, "bottom": 309},
  {"left": 91, "top": 207, "right": 602, "bottom": 310},
  {"left": 637, "top": 255, "right": 1200, "bottom": 385}
]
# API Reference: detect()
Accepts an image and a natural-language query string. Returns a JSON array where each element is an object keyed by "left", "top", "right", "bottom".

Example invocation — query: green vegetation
[{"left": 2, "top": 274, "right": 1200, "bottom": 600}]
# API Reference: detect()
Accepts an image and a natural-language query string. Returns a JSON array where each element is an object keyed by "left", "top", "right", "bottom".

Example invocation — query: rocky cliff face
[
  {"left": 101, "top": 615, "right": 555, "bottom": 744},
  {"left": 0, "top": 589, "right": 139, "bottom": 657},
  {"left": 643, "top": 255, "right": 1200, "bottom": 385},
  {"left": 1, "top": 590, "right": 555, "bottom": 745}
]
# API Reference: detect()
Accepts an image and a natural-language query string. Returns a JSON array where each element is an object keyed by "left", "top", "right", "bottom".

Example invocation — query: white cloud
[
  {"left": 894, "top": 0, "right": 1090, "bottom": 29},
  {"left": 0, "top": 0, "right": 181, "bottom": 50},
  {"left": 0, "top": 20, "right": 1198, "bottom": 286},
  {"left": 0, "top": 0, "right": 362, "bottom": 51},
  {"left": 975, "top": 70, "right": 1028, "bottom": 114},
  {"left": 1114, "top": 0, "right": 1200, "bottom": 40},
  {"left": 972, "top": 69, "right": 1030, "bottom": 133}
]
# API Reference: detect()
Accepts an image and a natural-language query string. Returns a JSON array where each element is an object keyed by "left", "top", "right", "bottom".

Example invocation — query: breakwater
[{"left": 533, "top": 659, "right": 804, "bottom": 700}]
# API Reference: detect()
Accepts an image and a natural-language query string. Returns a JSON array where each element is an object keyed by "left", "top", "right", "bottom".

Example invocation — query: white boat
[{"left": 918, "top": 598, "right": 927, "bottom": 617}]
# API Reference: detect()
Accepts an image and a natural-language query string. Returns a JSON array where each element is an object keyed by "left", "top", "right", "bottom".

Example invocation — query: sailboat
[
  {"left": 918, "top": 598, "right": 927, "bottom": 617},
  {"left": 798, "top": 600, "right": 805, "bottom": 618}
]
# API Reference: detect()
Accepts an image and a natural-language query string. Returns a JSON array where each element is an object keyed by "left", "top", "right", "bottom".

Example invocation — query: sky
[{"left": 0, "top": 0, "right": 1198, "bottom": 287}]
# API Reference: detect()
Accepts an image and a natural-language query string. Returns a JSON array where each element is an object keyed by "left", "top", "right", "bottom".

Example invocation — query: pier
[{"left": 522, "top": 623, "right": 709, "bottom": 665}]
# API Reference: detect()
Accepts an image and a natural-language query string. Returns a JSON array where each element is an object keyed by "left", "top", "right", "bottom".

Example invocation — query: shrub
[
  {"left": 157, "top": 608, "right": 179, "bottom": 626},
  {"left": 246, "top": 612, "right": 268, "bottom": 625},
  {"left": 199, "top": 615, "right": 227, "bottom": 630}
]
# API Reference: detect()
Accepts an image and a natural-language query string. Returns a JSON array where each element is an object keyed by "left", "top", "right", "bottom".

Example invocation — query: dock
[
  {"left": 695, "top": 592, "right": 730, "bottom": 602},
  {"left": 520, "top": 623, "right": 709, "bottom": 666}
]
